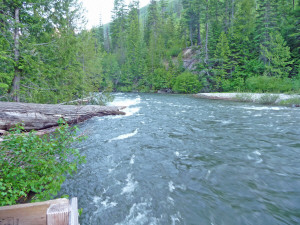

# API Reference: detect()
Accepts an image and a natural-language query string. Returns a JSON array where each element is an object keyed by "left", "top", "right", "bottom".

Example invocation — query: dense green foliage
[
  {"left": 0, "top": 0, "right": 104, "bottom": 103},
  {"left": 1, "top": 0, "right": 300, "bottom": 98},
  {"left": 0, "top": 121, "right": 85, "bottom": 206},
  {"left": 173, "top": 72, "right": 202, "bottom": 93},
  {"left": 96, "top": 0, "right": 299, "bottom": 94}
]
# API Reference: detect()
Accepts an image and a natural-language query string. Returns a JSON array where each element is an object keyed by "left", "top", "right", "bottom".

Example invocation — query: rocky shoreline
[{"left": 194, "top": 93, "right": 300, "bottom": 107}]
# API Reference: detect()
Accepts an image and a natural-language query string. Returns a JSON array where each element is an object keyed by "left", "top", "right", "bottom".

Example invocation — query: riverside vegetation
[
  {"left": 0, "top": 120, "right": 86, "bottom": 206},
  {"left": 0, "top": 0, "right": 299, "bottom": 207},
  {"left": 1, "top": 0, "right": 300, "bottom": 101}
]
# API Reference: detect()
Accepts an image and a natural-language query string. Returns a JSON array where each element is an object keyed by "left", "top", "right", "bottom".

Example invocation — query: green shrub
[
  {"left": 0, "top": 121, "right": 85, "bottom": 206},
  {"left": 118, "top": 86, "right": 133, "bottom": 92},
  {"left": 292, "top": 78, "right": 300, "bottom": 93},
  {"left": 173, "top": 72, "right": 202, "bottom": 94},
  {"left": 167, "top": 46, "right": 182, "bottom": 57},
  {"left": 245, "top": 76, "right": 293, "bottom": 93}
]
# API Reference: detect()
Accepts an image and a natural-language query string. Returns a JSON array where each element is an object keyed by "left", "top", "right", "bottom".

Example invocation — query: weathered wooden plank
[
  {"left": 47, "top": 202, "right": 70, "bottom": 225},
  {"left": 0, "top": 198, "right": 69, "bottom": 225},
  {"left": 69, "top": 198, "right": 79, "bottom": 225}
]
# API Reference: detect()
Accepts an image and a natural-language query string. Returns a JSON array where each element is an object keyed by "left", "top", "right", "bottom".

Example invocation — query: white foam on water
[
  {"left": 123, "top": 107, "right": 141, "bottom": 117},
  {"left": 130, "top": 154, "right": 135, "bottom": 165},
  {"left": 168, "top": 181, "right": 175, "bottom": 192},
  {"left": 110, "top": 96, "right": 141, "bottom": 107},
  {"left": 221, "top": 120, "right": 232, "bottom": 125},
  {"left": 167, "top": 196, "right": 175, "bottom": 205},
  {"left": 253, "top": 150, "right": 261, "bottom": 156},
  {"left": 240, "top": 106, "right": 283, "bottom": 111},
  {"left": 247, "top": 151, "right": 263, "bottom": 164},
  {"left": 93, "top": 196, "right": 101, "bottom": 204},
  {"left": 174, "top": 151, "right": 180, "bottom": 157},
  {"left": 121, "top": 174, "right": 138, "bottom": 195},
  {"left": 106, "top": 95, "right": 142, "bottom": 118},
  {"left": 256, "top": 158, "right": 263, "bottom": 164},
  {"left": 109, "top": 129, "right": 138, "bottom": 142},
  {"left": 171, "top": 212, "right": 182, "bottom": 225},
  {"left": 101, "top": 197, "right": 118, "bottom": 209},
  {"left": 205, "top": 170, "right": 211, "bottom": 180},
  {"left": 115, "top": 201, "right": 159, "bottom": 225}
]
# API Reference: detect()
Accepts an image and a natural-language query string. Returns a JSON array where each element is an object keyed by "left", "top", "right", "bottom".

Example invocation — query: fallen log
[{"left": 0, "top": 101, "right": 125, "bottom": 131}]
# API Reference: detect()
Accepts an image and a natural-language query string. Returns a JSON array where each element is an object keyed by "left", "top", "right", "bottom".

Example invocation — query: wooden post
[
  {"left": 0, "top": 198, "right": 69, "bottom": 225},
  {"left": 0, "top": 198, "right": 79, "bottom": 225},
  {"left": 47, "top": 202, "right": 69, "bottom": 225},
  {"left": 69, "top": 198, "right": 79, "bottom": 225}
]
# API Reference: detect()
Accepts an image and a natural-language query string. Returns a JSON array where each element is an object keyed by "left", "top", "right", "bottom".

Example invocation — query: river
[{"left": 58, "top": 93, "right": 300, "bottom": 225}]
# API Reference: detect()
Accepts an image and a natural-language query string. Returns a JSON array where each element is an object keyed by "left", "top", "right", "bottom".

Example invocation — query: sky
[{"left": 80, "top": 0, "right": 151, "bottom": 29}]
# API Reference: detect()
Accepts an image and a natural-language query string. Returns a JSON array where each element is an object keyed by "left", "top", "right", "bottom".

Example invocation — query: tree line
[
  {"left": 1, "top": 0, "right": 299, "bottom": 103},
  {"left": 0, "top": 0, "right": 104, "bottom": 103},
  {"left": 99, "top": 0, "right": 299, "bottom": 93}
]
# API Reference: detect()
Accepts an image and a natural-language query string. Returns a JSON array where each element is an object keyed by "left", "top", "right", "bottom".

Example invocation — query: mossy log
[{"left": 0, "top": 101, "right": 125, "bottom": 131}]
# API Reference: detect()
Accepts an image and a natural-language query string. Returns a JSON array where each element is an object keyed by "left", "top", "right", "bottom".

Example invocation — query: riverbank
[{"left": 194, "top": 93, "right": 300, "bottom": 106}]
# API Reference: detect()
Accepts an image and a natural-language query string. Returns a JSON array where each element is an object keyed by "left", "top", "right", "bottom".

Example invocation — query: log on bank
[{"left": 0, "top": 101, "right": 125, "bottom": 131}]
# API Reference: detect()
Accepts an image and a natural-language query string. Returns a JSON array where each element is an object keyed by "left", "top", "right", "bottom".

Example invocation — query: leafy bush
[
  {"left": 167, "top": 46, "right": 182, "bottom": 57},
  {"left": 0, "top": 121, "right": 85, "bottom": 206},
  {"left": 292, "top": 78, "right": 300, "bottom": 93},
  {"left": 245, "top": 76, "right": 293, "bottom": 93},
  {"left": 173, "top": 72, "right": 202, "bottom": 94}
]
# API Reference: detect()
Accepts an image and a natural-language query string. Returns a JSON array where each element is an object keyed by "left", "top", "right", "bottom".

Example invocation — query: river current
[{"left": 59, "top": 93, "right": 300, "bottom": 225}]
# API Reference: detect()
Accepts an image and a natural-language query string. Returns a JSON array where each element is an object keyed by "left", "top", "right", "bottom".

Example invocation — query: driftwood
[{"left": 0, "top": 101, "right": 125, "bottom": 131}]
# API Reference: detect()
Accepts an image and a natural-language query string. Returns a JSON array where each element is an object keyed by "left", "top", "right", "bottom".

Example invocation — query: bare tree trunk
[
  {"left": 231, "top": 0, "right": 235, "bottom": 27},
  {"left": 225, "top": 0, "right": 229, "bottom": 32},
  {"left": 293, "top": 0, "right": 295, "bottom": 10},
  {"left": 205, "top": 0, "right": 209, "bottom": 63},
  {"left": 12, "top": 7, "right": 20, "bottom": 102},
  {"left": 189, "top": 21, "right": 193, "bottom": 46},
  {"left": 105, "top": 28, "right": 111, "bottom": 52},
  {"left": 184, "top": 29, "right": 188, "bottom": 48},
  {"left": 197, "top": 21, "right": 202, "bottom": 46}
]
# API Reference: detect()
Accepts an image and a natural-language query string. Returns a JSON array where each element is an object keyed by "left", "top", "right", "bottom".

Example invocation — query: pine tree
[
  {"left": 213, "top": 32, "right": 232, "bottom": 90},
  {"left": 261, "top": 31, "right": 293, "bottom": 77},
  {"left": 123, "top": 1, "right": 146, "bottom": 89},
  {"left": 111, "top": 0, "right": 128, "bottom": 58}
]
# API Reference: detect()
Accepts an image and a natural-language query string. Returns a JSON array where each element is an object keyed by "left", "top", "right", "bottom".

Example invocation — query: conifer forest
[{"left": 1, "top": 0, "right": 299, "bottom": 103}]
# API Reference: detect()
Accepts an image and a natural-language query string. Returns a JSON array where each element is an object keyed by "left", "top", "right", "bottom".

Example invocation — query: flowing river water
[{"left": 59, "top": 93, "right": 300, "bottom": 225}]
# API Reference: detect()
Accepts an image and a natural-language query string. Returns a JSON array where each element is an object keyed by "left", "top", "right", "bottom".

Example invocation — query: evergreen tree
[
  {"left": 261, "top": 31, "right": 293, "bottom": 77},
  {"left": 214, "top": 32, "right": 232, "bottom": 90},
  {"left": 123, "top": 1, "right": 146, "bottom": 89},
  {"left": 111, "top": 0, "right": 128, "bottom": 61}
]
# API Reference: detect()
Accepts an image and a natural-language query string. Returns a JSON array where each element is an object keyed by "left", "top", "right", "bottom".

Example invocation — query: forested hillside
[
  {"left": 99, "top": 0, "right": 300, "bottom": 94},
  {"left": 1, "top": 0, "right": 299, "bottom": 103}
]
